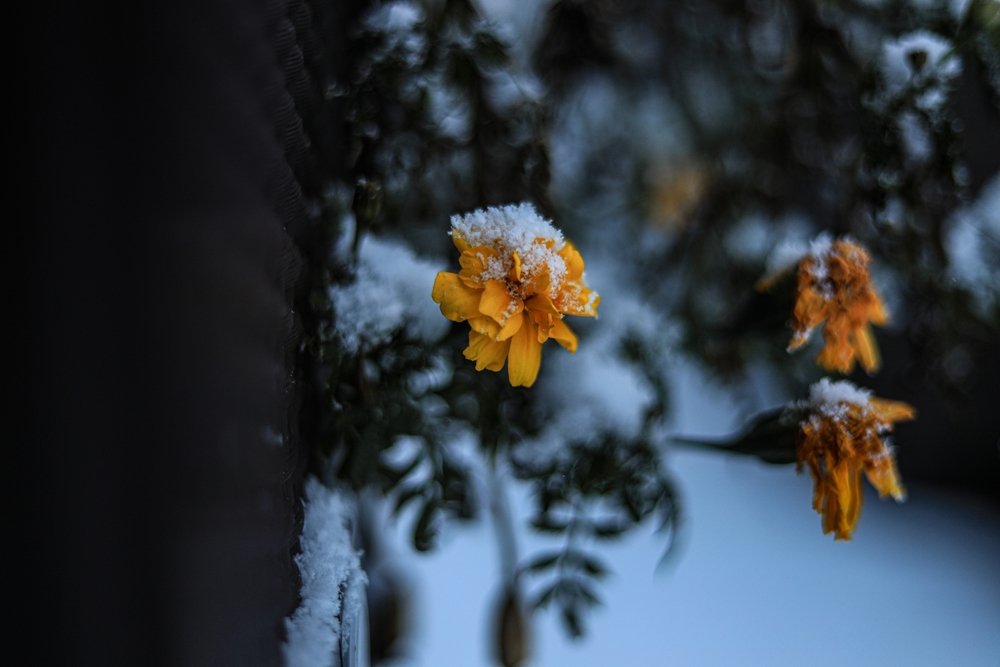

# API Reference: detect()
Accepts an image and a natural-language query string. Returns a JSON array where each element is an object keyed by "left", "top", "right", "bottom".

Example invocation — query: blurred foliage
[{"left": 293, "top": 0, "right": 1000, "bottom": 653}]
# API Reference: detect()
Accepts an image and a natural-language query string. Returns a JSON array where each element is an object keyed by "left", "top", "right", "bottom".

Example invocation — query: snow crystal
[
  {"left": 808, "top": 378, "right": 873, "bottom": 418},
  {"left": 945, "top": 175, "right": 1000, "bottom": 315},
  {"left": 450, "top": 203, "right": 569, "bottom": 298},
  {"left": 330, "top": 235, "right": 449, "bottom": 352},
  {"left": 284, "top": 478, "right": 367, "bottom": 667},
  {"left": 878, "top": 31, "right": 961, "bottom": 106}
]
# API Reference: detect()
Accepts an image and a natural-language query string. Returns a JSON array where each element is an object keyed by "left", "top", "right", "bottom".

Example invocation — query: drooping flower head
[
  {"left": 431, "top": 203, "right": 599, "bottom": 387},
  {"left": 796, "top": 379, "right": 915, "bottom": 540},
  {"left": 759, "top": 234, "right": 888, "bottom": 374}
]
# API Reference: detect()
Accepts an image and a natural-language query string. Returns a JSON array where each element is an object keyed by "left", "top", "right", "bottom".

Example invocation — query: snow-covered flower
[
  {"left": 796, "top": 379, "right": 914, "bottom": 541},
  {"left": 432, "top": 203, "right": 599, "bottom": 387},
  {"left": 759, "top": 234, "right": 888, "bottom": 374}
]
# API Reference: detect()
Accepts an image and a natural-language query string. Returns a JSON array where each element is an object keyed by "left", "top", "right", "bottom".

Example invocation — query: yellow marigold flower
[
  {"left": 759, "top": 234, "right": 888, "bottom": 374},
  {"left": 431, "top": 203, "right": 599, "bottom": 388},
  {"left": 796, "top": 379, "right": 915, "bottom": 540}
]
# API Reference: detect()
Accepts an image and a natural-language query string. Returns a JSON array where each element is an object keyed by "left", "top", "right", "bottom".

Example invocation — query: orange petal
[
  {"left": 497, "top": 310, "right": 525, "bottom": 341},
  {"left": 510, "top": 251, "right": 522, "bottom": 281},
  {"left": 525, "top": 293, "right": 559, "bottom": 315},
  {"left": 464, "top": 330, "right": 510, "bottom": 372},
  {"left": 508, "top": 318, "right": 542, "bottom": 387},
  {"left": 451, "top": 231, "right": 470, "bottom": 253},
  {"left": 480, "top": 280, "right": 521, "bottom": 323},
  {"left": 459, "top": 246, "right": 499, "bottom": 281},
  {"left": 558, "top": 241, "right": 584, "bottom": 281},
  {"left": 868, "top": 292, "right": 889, "bottom": 326},
  {"left": 854, "top": 323, "right": 881, "bottom": 374},
  {"left": 548, "top": 319, "right": 578, "bottom": 352},
  {"left": 869, "top": 399, "right": 916, "bottom": 424},
  {"left": 468, "top": 316, "right": 501, "bottom": 339},
  {"left": 432, "top": 272, "right": 482, "bottom": 322}
]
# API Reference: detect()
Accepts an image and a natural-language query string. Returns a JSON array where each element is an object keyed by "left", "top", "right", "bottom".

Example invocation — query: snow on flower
[
  {"left": 432, "top": 203, "right": 599, "bottom": 387},
  {"left": 759, "top": 234, "right": 889, "bottom": 374},
  {"left": 795, "top": 379, "right": 915, "bottom": 540}
]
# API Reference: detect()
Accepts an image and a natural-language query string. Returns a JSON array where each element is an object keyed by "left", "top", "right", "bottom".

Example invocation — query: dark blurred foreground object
[{"left": 21, "top": 0, "right": 360, "bottom": 663}]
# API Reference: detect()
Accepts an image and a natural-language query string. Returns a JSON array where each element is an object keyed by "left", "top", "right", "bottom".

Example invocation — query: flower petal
[
  {"left": 464, "top": 330, "right": 510, "bottom": 372},
  {"left": 508, "top": 317, "right": 542, "bottom": 387},
  {"left": 869, "top": 399, "right": 916, "bottom": 424},
  {"left": 548, "top": 319, "right": 578, "bottom": 352},
  {"left": 451, "top": 231, "right": 470, "bottom": 253},
  {"left": 480, "top": 279, "right": 522, "bottom": 324},
  {"left": 432, "top": 272, "right": 482, "bottom": 322},
  {"left": 497, "top": 310, "right": 524, "bottom": 341},
  {"left": 854, "top": 323, "right": 881, "bottom": 374},
  {"left": 525, "top": 294, "right": 559, "bottom": 314},
  {"left": 468, "top": 316, "right": 501, "bottom": 339},
  {"left": 559, "top": 242, "right": 584, "bottom": 281}
]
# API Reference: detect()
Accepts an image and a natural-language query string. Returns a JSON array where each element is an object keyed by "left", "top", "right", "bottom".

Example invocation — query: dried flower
[
  {"left": 432, "top": 203, "right": 599, "bottom": 387},
  {"left": 759, "top": 235, "right": 889, "bottom": 374},
  {"left": 796, "top": 379, "right": 915, "bottom": 540}
]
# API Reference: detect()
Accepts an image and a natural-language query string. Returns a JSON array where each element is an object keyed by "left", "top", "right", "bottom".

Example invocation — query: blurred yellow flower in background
[
  {"left": 759, "top": 235, "right": 888, "bottom": 374},
  {"left": 796, "top": 379, "right": 915, "bottom": 540},
  {"left": 432, "top": 204, "right": 599, "bottom": 388}
]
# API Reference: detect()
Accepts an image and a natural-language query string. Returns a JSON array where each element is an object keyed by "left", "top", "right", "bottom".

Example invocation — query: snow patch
[
  {"left": 331, "top": 235, "right": 449, "bottom": 352},
  {"left": 945, "top": 175, "right": 1000, "bottom": 315},
  {"left": 807, "top": 378, "right": 873, "bottom": 420},
  {"left": 284, "top": 478, "right": 367, "bottom": 667}
]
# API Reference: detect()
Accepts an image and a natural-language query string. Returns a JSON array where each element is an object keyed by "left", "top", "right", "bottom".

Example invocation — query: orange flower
[
  {"left": 796, "top": 379, "right": 915, "bottom": 540},
  {"left": 759, "top": 235, "right": 888, "bottom": 374},
  {"left": 432, "top": 204, "right": 599, "bottom": 388}
]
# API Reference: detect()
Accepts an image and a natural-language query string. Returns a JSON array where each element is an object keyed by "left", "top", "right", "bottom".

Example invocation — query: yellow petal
[
  {"left": 459, "top": 246, "right": 499, "bottom": 281},
  {"left": 508, "top": 318, "right": 542, "bottom": 387},
  {"left": 451, "top": 231, "right": 470, "bottom": 253},
  {"left": 548, "top": 319, "right": 578, "bottom": 352},
  {"left": 468, "top": 316, "right": 501, "bottom": 339},
  {"left": 464, "top": 331, "right": 510, "bottom": 372},
  {"left": 510, "top": 251, "right": 522, "bottom": 281},
  {"left": 497, "top": 310, "right": 524, "bottom": 341},
  {"left": 432, "top": 272, "right": 482, "bottom": 322},
  {"left": 480, "top": 279, "right": 522, "bottom": 324},
  {"left": 559, "top": 242, "right": 584, "bottom": 281},
  {"left": 525, "top": 294, "right": 559, "bottom": 315}
]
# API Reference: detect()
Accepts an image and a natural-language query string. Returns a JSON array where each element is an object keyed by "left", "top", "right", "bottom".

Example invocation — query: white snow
[
  {"left": 763, "top": 231, "right": 833, "bottom": 278},
  {"left": 898, "top": 110, "right": 933, "bottom": 164},
  {"left": 361, "top": 1, "right": 427, "bottom": 67},
  {"left": 807, "top": 378, "right": 873, "bottom": 419},
  {"left": 284, "top": 478, "right": 368, "bottom": 667},
  {"left": 330, "top": 235, "right": 449, "bottom": 352},
  {"left": 878, "top": 31, "right": 961, "bottom": 109},
  {"left": 945, "top": 174, "right": 1000, "bottom": 315}
]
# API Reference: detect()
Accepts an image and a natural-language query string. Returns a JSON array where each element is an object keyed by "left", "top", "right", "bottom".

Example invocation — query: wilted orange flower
[
  {"left": 432, "top": 204, "right": 599, "bottom": 388},
  {"left": 796, "top": 379, "right": 915, "bottom": 540},
  {"left": 759, "top": 235, "right": 888, "bottom": 374}
]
